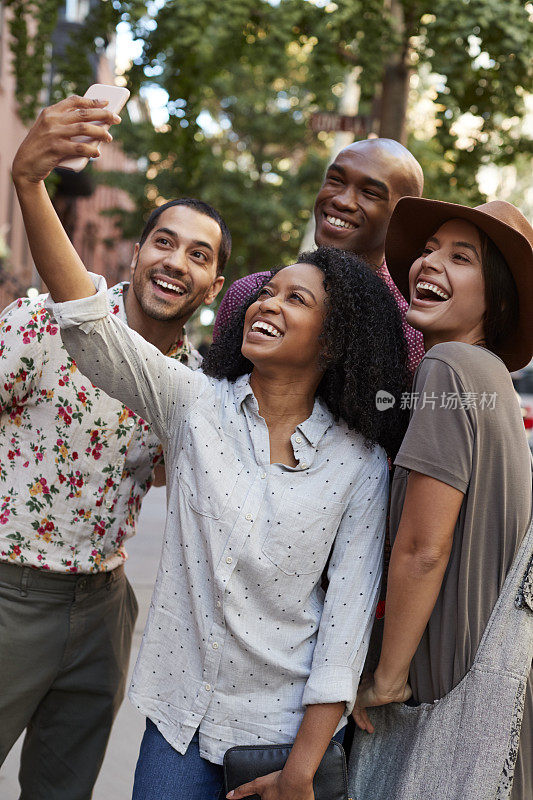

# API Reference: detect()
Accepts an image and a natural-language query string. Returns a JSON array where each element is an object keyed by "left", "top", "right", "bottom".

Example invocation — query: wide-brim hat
[{"left": 385, "top": 197, "right": 533, "bottom": 372}]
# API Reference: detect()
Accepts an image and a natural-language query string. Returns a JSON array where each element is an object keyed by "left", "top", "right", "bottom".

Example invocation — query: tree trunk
[
  {"left": 300, "top": 67, "right": 361, "bottom": 251},
  {"left": 378, "top": 0, "right": 411, "bottom": 144},
  {"left": 378, "top": 61, "right": 410, "bottom": 143}
]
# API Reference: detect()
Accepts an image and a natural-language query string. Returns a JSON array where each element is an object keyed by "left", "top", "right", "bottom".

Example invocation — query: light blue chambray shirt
[{"left": 48, "top": 274, "right": 389, "bottom": 764}]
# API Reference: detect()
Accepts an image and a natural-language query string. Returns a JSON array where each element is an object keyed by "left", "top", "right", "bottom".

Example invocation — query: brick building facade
[{"left": 0, "top": 2, "right": 139, "bottom": 310}]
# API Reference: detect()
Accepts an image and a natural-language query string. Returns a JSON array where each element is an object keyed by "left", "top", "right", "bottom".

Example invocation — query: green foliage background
[{"left": 7, "top": 0, "right": 533, "bottom": 282}]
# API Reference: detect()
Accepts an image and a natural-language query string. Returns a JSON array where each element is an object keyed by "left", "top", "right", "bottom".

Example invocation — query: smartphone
[{"left": 59, "top": 84, "right": 130, "bottom": 172}]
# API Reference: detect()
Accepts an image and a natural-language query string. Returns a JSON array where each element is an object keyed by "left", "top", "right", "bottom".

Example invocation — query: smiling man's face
[
  {"left": 129, "top": 205, "right": 224, "bottom": 324},
  {"left": 313, "top": 142, "right": 414, "bottom": 267}
]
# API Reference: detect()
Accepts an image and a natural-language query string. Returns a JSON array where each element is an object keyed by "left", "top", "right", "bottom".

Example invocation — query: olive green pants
[{"left": 0, "top": 562, "right": 138, "bottom": 800}]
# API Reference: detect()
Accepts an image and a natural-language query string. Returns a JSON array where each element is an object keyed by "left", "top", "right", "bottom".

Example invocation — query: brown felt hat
[{"left": 385, "top": 197, "right": 533, "bottom": 372}]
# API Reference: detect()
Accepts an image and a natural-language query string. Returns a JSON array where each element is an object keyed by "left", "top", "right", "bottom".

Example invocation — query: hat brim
[{"left": 385, "top": 197, "right": 533, "bottom": 372}]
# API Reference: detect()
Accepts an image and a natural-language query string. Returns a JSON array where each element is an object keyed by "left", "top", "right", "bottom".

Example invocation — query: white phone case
[{"left": 59, "top": 84, "right": 130, "bottom": 172}]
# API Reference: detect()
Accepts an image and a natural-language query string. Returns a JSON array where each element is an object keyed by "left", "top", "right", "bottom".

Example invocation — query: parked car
[{"left": 512, "top": 359, "right": 533, "bottom": 453}]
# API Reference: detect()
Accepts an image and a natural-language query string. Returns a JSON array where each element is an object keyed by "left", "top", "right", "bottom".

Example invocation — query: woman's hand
[
  {"left": 352, "top": 673, "right": 412, "bottom": 733},
  {"left": 227, "top": 702, "right": 342, "bottom": 798},
  {"left": 227, "top": 769, "right": 315, "bottom": 799}
]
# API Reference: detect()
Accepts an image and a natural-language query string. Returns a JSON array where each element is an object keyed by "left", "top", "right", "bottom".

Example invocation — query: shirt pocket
[
  {"left": 176, "top": 417, "right": 244, "bottom": 519},
  {"left": 261, "top": 493, "right": 345, "bottom": 576}
]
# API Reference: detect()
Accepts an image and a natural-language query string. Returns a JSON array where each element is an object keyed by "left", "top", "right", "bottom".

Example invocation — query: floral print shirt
[{"left": 0, "top": 282, "right": 200, "bottom": 573}]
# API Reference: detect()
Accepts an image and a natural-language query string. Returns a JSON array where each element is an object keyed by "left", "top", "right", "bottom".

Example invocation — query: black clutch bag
[{"left": 223, "top": 740, "right": 349, "bottom": 800}]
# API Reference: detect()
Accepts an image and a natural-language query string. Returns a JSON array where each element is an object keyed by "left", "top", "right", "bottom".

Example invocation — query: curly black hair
[{"left": 203, "top": 246, "right": 410, "bottom": 457}]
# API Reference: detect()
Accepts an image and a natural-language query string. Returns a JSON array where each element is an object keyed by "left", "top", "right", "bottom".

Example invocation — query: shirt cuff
[
  {"left": 44, "top": 272, "right": 110, "bottom": 333},
  {"left": 302, "top": 665, "right": 357, "bottom": 714}
]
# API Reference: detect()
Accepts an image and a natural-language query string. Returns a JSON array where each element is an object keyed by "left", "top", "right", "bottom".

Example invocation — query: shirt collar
[
  {"left": 233, "top": 374, "right": 334, "bottom": 446},
  {"left": 233, "top": 374, "right": 255, "bottom": 408},
  {"left": 375, "top": 258, "right": 391, "bottom": 283},
  {"left": 296, "top": 396, "right": 334, "bottom": 447},
  {"left": 108, "top": 282, "right": 194, "bottom": 364},
  {"left": 166, "top": 330, "right": 194, "bottom": 363},
  {"left": 107, "top": 281, "right": 128, "bottom": 323},
  {"left": 375, "top": 258, "right": 404, "bottom": 296}
]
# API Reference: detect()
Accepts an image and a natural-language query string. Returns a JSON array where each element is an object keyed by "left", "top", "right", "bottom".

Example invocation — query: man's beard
[
  {"left": 132, "top": 262, "right": 194, "bottom": 322},
  {"left": 135, "top": 285, "right": 195, "bottom": 322}
]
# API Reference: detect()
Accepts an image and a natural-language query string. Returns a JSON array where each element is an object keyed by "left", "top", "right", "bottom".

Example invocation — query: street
[{"left": 0, "top": 486, "right": 167, "bottom": 800}]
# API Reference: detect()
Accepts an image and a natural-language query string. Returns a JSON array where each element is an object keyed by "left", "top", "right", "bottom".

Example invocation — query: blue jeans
[
  {"left": 132, "top": 719, "right": 225, "bottom": 800},
  {"left": 132, "top": 718, "right": 346, "bottom": 800}
]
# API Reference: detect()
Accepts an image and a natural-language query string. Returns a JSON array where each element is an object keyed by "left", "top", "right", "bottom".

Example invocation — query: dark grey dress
[{"left": 390, "top": 342, "right": 532, "bottom": 799}]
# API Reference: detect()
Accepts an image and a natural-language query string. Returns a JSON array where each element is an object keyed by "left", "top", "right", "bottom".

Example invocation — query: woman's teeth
[
  {"left": 326, "top": 215, "right": 355, "bottom": 230},
  {"left": 154, "top": 279, "right": 184, "bottom": 294},
  {"left": 251, "top": 321, "right": 282, "bottom": 338},
  {"left": 416, "top": 281, "right": 450, "bottom": 301}
]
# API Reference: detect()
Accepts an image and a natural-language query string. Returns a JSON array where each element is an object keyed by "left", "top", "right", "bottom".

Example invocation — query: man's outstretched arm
[{"left": 12, "top": 95, "right": 121, "bottom": 302}]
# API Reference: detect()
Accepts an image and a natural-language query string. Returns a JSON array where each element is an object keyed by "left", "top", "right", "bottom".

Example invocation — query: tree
[
  {"left": 37, "top": 0, "right": 533, "bottom": 280},
  {"left": 115, "top": 0, "right": 354, "bottom": 277},
  {"left": 4, "top": 0, "right": 65, "bottom": 124}
]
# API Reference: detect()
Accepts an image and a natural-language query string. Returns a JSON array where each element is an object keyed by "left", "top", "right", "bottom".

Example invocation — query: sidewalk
[{"left": 0, "top": 486, "right": 167, "bottom": 800}]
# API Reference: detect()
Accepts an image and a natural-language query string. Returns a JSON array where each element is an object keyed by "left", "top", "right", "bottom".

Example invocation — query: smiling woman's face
[
  {"left": 406, "top": 219, "right": 487, "bottom": 349},
  {"left": 241, "top": 263, "right": 327, "bottom": 376}
]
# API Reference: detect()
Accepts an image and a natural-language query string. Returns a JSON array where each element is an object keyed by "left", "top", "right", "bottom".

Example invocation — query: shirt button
[
  {"left": 295, "top": 436, "right": 302, "bottom": 444},
  {"left": 261, "top": 472, "right": 267, "bottom": 479},
  {"left": 127, "top": 418, "right": 135, "bottom": 427},
  {"left": 205, "top": 684, "right": 211, "bottom": 692},
  {"left": 300, "top": 462, "right": 308, "bottom": 470},
  {"left": 212, "top": 642, "right": 219, "bottom": 650},
  {"left": 104, "top": 499, "right": 113, "bottom": 509},
  {"left": 226, "top": 557, "right": 233, "bottom": 564},
  {"left": 216, "top": 601, "right": 221, "bottom": 608},
  {"left": 245, "top": 513, "right": 252, "bottom": 521}
]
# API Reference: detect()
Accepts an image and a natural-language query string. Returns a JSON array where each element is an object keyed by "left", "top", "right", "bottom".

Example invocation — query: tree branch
[{"left": 336, "top": 46, "right": 360, "bottom": 66}]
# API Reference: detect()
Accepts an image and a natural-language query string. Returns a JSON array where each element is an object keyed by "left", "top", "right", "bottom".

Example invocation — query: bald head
[
  {"left": 341, "top": 138, "right": 424, "bottom": 199},
  {"left": 313, "top": 138, "right": 424, "bottom": 266}
]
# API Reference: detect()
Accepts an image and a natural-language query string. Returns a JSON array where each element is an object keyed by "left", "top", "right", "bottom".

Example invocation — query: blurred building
[
  {"left": 0, "top": 3, "right": 34, "bottom": 309},
  {"left": 0, "top": 1, "right": 141, "bottom": 310}
]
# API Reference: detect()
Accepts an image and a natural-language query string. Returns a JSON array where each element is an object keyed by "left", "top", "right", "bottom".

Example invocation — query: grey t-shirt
[
  {"left": 390, "top": 342, "right": 532, "bottom": 799},
  {"left": 391, "top": 342, "right": 531, "bottom": 698}
]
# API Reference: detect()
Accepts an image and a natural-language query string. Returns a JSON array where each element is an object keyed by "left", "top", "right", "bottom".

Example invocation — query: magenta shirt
[{"left": 213, "top": 262, "right": 425, "bottom": 374}]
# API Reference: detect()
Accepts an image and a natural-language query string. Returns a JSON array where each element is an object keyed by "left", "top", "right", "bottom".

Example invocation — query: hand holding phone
[
  {"left": 12, "top": 87, "right": 129, "bottom": 188},
  {"left": 59, "top": 84, "right": 130, "bottom": 172}
]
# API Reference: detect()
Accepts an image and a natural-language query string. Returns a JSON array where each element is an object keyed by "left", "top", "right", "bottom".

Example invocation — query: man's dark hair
[
  {"left": 203, "top": 246, "right": 410, "bottom": 457},
  {"left": 138, "top": 198, "right": 232, "bottom": 274}
]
